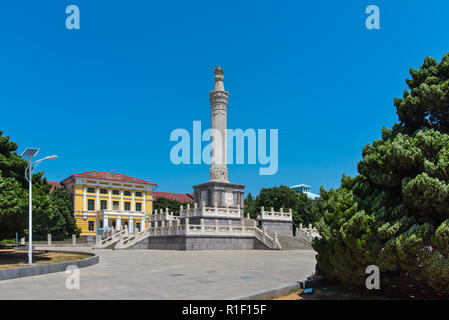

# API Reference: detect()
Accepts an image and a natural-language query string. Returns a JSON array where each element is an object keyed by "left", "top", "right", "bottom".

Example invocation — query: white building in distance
[{"left": 290, "top": 184, "right": 319, "bottom": 200}]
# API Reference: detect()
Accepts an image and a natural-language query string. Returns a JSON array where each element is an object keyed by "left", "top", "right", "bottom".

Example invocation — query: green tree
[
  {"left": 153, "top": 196, "right": 192, "bottom": 215},
  {"left": 313, "top": 54, "right": 449, "bottom": 294},
  {"left": 0, "top": 131, "right": 76, "bottom": 240},
  {"left": 252, "top": 185, "right": 317, "bottom": 227},
  {"left": 244, "top": 193, "right": 255, "bottom": 217}
]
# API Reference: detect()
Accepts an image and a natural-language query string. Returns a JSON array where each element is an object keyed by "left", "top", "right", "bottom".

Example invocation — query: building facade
[
  {"left": 61, "top": 171, "right": 156, "bottom": 238},
  {"left": 289, "top": 184, "right": 319, "bottom": 200}
]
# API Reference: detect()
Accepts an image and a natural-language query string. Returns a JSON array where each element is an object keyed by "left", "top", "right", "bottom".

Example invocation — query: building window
[
  {"left": 112, "top": 190, "right": 119, "bottom": 195},
  {"left": 87, "top": 187, "right": 95, "bottom": 193},
  {"left": 135, "top": 192, "right": 142, "bottom": 197},
  {"left": 135, "top": 203, "right": 142, "bottom": 212},
  {"left": 124, "top": 202, "right": 130, "bottom": 211},
  {"left": 87, "top": 199, "right": 95, "bottom": 211},
  {"left": 100, "top": 188, "right": 107, "bottom": 194},
  {"left": 113, "top": 201, "right": 119, "bottom": 210},
  {"left": 88, "top": 221, "right": 95, "bottom": 231},
  {"left": 124, "top": 191, "right": 131, "bottom": 196},
  {"left": 100, "top": 200, "right": 107, "bottom": 210}
]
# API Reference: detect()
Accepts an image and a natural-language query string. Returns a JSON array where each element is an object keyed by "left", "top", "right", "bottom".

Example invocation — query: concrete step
[{"left": 277, "top": 235, "right": 312, "bottom": 250}]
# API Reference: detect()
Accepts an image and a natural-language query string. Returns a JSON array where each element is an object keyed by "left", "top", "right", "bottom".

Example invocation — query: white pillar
[
  {"left": 120, "top": 190, "right": 124, "bottom": 211},
  {"left": 129, "top": 217, "right": 134, "bottom": 232},
  {"left": 132, "top": 191, "right": 135, "bottom": 212},
  {"left": 108, "top": 189, "right": 112, "bottom": 210},
  {"left": 140, "top": 217, "right": 145, "bottom": 232},
  {"left": 83, "top": 187, "right": 87, "bottom": 211},
  {"left": 116, "top": 215, "right": 121, "bottom": 230},
  {"left": 143, "top": 192, "right": 146, "bottom": 212},
  {"left": 96, "top": 188, "right": 100, "bottom": 211},
  {"left": 104, "top": 215, "right": 109, "bottom": 229}
]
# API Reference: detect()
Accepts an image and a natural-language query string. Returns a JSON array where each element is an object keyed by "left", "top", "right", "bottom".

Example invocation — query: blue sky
[{"left": 1, "top": 1, "right": 449, "bottom": 196}]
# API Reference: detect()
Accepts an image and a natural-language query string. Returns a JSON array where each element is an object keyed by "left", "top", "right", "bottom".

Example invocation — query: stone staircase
[
  {"left": 277, "top": 235, "right": 312, "bottom": 250},
  {"left": 254, "top": 227, "right": 281, "bottom": 250},
  {"left": 96, "top": 227, "right": 128, "bottom": 249},
  {"left": 114, "top": 229, "right": 150, "bottom": 249}
]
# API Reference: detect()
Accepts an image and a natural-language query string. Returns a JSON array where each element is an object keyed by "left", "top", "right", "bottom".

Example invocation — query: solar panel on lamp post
[{"left": 20, "top": 149, "right": 58, "bottom": 265}]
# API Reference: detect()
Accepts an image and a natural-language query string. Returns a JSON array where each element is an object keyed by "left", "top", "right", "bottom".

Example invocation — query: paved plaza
[{"left": 0, "top": 247, "right": 316, "bottom": 299}]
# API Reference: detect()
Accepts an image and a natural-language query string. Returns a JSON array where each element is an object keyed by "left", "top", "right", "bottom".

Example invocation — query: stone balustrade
[
  {"left": 296, "top": 223, "right": 320, "bottom": 243},
  {"left": 179, "top": 202, "right": 242, "bottom": 219},
  {"left": 259, "top": 206, "right": 293, "bottom": 221},
  {"left": 148, "top": 218, "right": 254, "bottom": 237},
  {"left": 149, "top": 208, "right": 178, "bottom": 221}
]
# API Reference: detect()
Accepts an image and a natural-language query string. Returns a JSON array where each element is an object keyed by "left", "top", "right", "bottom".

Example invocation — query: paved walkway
[{"left": 0, "top": 247, "right": 316, "bottom": 299}]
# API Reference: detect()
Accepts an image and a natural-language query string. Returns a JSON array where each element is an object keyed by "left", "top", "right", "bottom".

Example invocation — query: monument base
[{"left": 192, "top": 181, "right": 245, "bottom": 217}]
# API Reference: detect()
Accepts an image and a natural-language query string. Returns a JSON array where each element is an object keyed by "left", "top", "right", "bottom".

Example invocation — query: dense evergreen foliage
[
  {"left": 244, "top": 185, "right": 318, "bottom": 227},
  {"left": 153, "top": 196, "right": 193, "bottom": 215},
  {"left": 313, "top": 54, "right": 449, "bottom": 293},
  {"left": 0, "top": 131, "right": 79, "bottom": 240}
]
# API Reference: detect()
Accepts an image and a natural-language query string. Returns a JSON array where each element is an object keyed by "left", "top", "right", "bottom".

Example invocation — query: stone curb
[
  {"left": 0, "top": 251, "right": 99, "bottom": 281},
  {"left": 232, "top": 282, "right": 301, "bottom": 300}
]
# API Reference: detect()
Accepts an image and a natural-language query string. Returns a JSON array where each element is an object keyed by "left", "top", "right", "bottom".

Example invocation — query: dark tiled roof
[
  {"left": 61, "top": 171, "right": 156, "bottom": 186},
  {"left": 153, "top": 191, "right": 194, "bottom": 203}
]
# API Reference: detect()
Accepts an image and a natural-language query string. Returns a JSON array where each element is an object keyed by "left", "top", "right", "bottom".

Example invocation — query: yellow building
[{"left": 61, "top": 171, "right": 156, "bottom": 238}]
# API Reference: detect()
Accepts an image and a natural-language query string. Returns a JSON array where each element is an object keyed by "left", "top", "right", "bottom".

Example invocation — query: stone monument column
[
  {"left": 209, "top": 66, "right": 229, "bottom": 183},
  {"left": 192, "top": 66, "right": 244, "bottom": 212}
]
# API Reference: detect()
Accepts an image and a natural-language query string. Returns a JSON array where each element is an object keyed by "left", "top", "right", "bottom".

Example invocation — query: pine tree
[{"left": 313, "top": 54, "right": 449, "bottom": 293}]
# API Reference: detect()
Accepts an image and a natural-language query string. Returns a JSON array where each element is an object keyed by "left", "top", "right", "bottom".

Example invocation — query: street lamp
[{"left": 21, "top": 148, "right": 58, "bottom": 265}]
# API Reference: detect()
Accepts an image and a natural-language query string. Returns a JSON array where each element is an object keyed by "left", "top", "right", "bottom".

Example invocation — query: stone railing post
[
  {"left": 72, "top": 234, "right": 76, "bottom": 246},
  {"left": 260, "top": 206, "right": 265, "bottom": 219},
  {"left": 47, "top": 234, "right": 52, "bottom": 246},
  {"left": 289, "top": 208, "right": 292, "bottom": 219},
  {"left": 270, "top": 207, "right": 274, "bottom": 217},
  {"left": 274, "top": 232, "right": 279, "bottom": 248},
  {"left": 21, "top": 237, "right": 25, "bottom": 245},
  {"left": 214, "top": 219, "right": 219, "bottom": 231},
  {"left": 200, "top": 218, "right": 205, "bottom": 232},
  {"left": 201, "top": 201, "right": 206, "bottom": 215},
  {"left": 168, "top": 220, "right": 172, "bottom": 236},
  {"left": 262, "top": 227, "right": 266, "bottom": 243}
]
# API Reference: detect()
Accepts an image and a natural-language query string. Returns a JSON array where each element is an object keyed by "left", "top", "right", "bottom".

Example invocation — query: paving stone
[{"left": 0, "top": 246, "right": 316, "bottom": 299}]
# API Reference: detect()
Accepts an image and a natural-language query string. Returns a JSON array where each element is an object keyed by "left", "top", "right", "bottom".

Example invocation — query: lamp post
[{"left": 21, "top": 148, "right": 57, "bottom": 265}]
